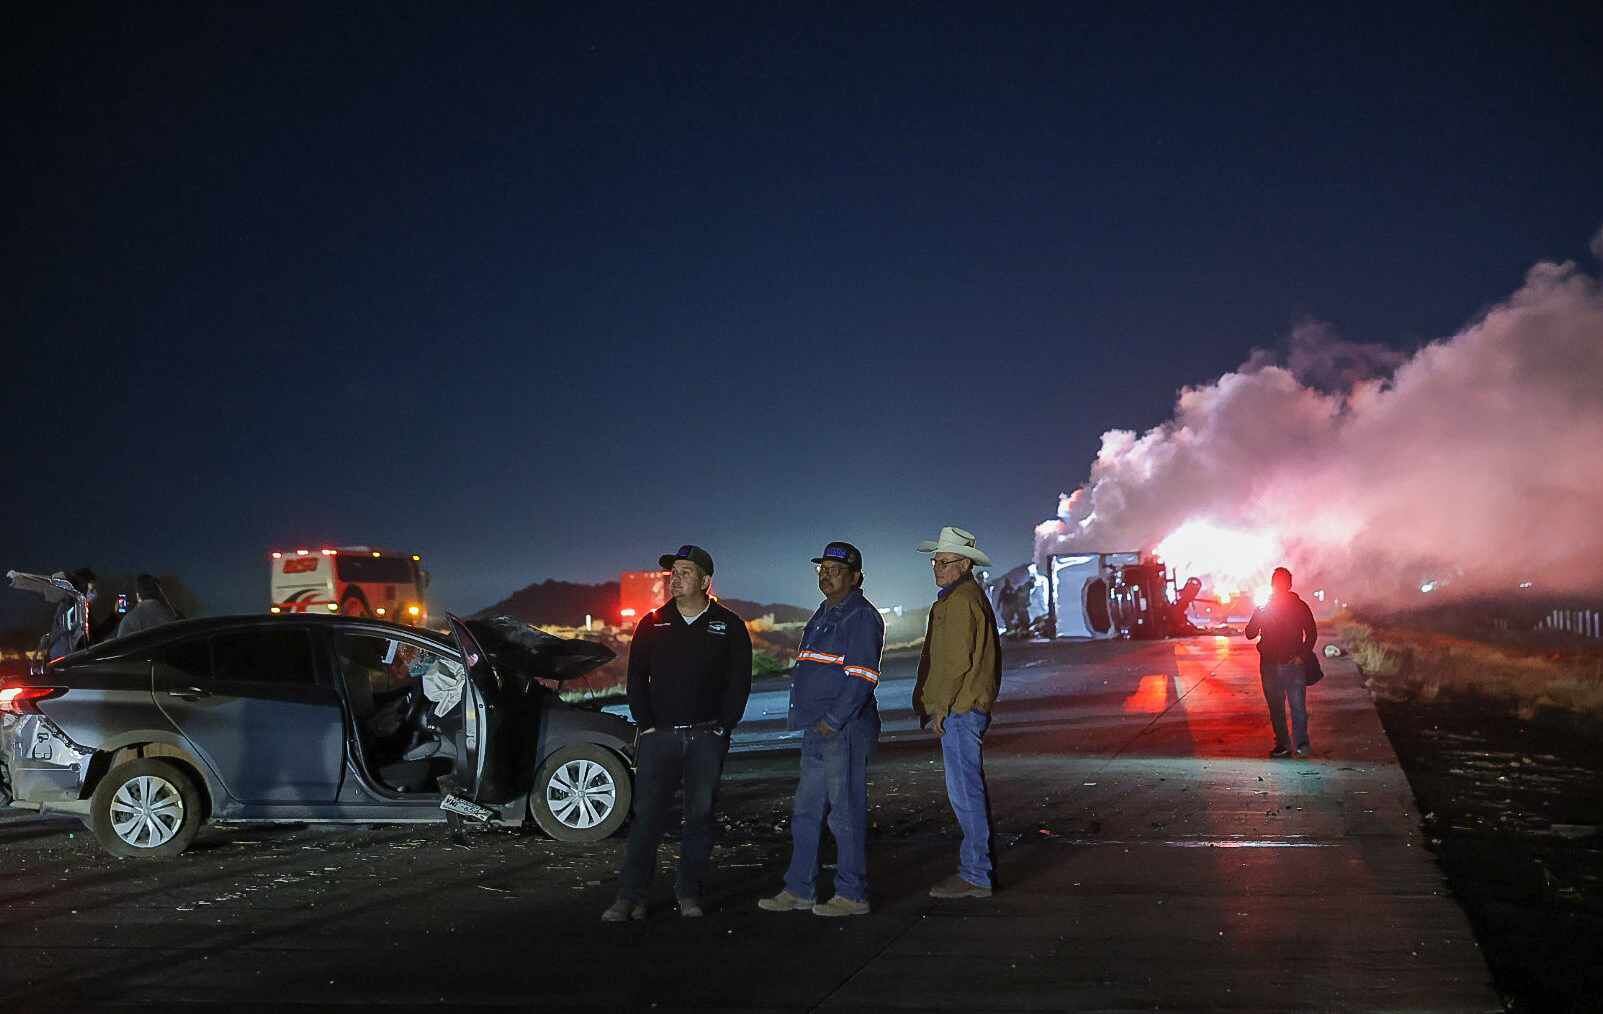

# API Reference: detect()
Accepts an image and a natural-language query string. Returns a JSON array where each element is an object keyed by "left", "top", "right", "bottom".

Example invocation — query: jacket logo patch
[{"left": 708, "top": 620, "right": 727, "bottom": 635}]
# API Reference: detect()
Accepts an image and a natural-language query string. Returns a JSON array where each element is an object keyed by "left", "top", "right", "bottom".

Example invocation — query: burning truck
[
  {"left": 988, "top": 549, "right": 1274, "bottom": 641},
  {"left": 988, "top": 553, "right": 1186, "bottom": 640}
]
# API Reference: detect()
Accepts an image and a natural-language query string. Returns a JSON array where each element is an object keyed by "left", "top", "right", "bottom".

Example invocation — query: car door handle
[{"left": 168, "top": 687, "right": 210, "bottom": 699}]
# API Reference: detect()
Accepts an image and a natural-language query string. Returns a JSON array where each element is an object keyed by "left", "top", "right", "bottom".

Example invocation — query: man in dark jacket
[
  {"left": 116, "top": 574, "right": 179, "bottom": 638},
  {"left": 1244, "top": 567, "right": 1317, "bottom": 758},
  {"left": 603, "top": 545, "right": 752, "bottom": 922}
]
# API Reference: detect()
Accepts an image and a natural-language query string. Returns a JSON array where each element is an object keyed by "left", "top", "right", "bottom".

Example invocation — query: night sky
[{"left": 5, "top": 3, "right": 1601, "bottom": 620}]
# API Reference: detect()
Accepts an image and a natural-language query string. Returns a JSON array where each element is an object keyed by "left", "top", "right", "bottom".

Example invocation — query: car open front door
[{"left": 440, "top": 613, "right": 535, "bottom": 822}]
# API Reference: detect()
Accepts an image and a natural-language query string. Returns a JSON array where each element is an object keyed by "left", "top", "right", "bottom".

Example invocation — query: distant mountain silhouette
[{"left": 475, "top": 578, "right": 811, "bottom": 627}]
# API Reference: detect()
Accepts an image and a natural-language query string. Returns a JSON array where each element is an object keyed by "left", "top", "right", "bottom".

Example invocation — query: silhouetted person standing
[
  {"left": 43, "top": 568, "right": 97, "bottom": 659},
  {"left": 1244, "top": 567, "right": 1317, "bottom": 758},
  {"left": 117, "top": 574, "right": 179, "bottom": 638}
]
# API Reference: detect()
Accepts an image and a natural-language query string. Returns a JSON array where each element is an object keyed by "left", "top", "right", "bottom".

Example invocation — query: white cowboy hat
[{"left": 915, "top": 526, "right": 992, "bottom": 566}]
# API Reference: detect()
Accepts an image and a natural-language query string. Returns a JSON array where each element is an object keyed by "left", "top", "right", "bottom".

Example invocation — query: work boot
[
  {"left": 600, "top": 897, "right": 646, "bottom": 922},
  {"left": 1269, "top": 745, "right": 1291, "bottom": 758},
  {"left": 756, "top": 889, "right": 814, "bottom": 912},
  {"left": 1294, "top": 746, "right": 1311, "bottom": 759},
  {"left": 928, "top": 874, "right": 992, "bottom": 899},
  {"left": 811, "top": 895, "right": 870, "bottom": 917},
  {"left": 677, "top": 896, "right": 704, "bottom": 918}
]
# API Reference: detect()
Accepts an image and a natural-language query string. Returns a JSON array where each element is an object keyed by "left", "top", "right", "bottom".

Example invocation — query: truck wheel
[
  {"left": 340, "top": 592, "right": 370, "bottom": 617},
  {"left": 90, "top": 758, "right": 203, "bottom": 859},
  {"left": 529, "top": 745, "right": 631, "bottom": 843}
]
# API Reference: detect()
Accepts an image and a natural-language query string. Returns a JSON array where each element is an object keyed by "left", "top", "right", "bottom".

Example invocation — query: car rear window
[{"left": 211, "top": 629, "right": 316, "bottom": 685}]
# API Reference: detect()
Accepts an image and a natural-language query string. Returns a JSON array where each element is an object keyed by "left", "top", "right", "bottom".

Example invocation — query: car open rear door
[{"left": 440, "top": 613, "right": 535, "bottom": 821}]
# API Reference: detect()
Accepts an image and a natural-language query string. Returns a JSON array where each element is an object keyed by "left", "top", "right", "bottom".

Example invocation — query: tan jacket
[{"left": 914, "top": 577, "right": 1001, "bottom": 721}]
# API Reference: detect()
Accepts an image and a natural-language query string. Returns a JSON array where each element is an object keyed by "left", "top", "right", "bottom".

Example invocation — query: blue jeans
[
  {"left": 783, "top": 712, "right": 879, "bottom": 902},
  {"left": 1261, "top": 660, "right": 1309, "bottom": 751},
  {"left": 618, "top": 725, "right": 729, "bottom": 901},
  {"left": 940, "top": 708, "right": 994, "bottom": 888}
]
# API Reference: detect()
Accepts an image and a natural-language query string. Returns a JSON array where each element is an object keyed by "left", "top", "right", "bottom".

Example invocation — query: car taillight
[{"left": 0, "top": 686, "right": 63, "bottom": 715}]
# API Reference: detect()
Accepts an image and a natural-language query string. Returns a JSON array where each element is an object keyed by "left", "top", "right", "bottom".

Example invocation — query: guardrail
[{"left": 1540, "top": 609, "right": 1603, "bottom": 639}]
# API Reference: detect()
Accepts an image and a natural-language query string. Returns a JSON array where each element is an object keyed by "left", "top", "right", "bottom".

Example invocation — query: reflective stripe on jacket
[{"left": 787, "top": 588, "right": 885, "bottom": 731}]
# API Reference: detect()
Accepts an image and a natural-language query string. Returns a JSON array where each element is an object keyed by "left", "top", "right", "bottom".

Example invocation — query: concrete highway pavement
[{"left": 0, "top": 635, "right": 1499, "bottom": 1010}]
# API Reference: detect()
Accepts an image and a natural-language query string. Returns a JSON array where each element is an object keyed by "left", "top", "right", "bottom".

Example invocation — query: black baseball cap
[
  {"left": 659, "top": 544, "right": 714, "bottom": 576},
  {"left": 811, "top": 541, "right": 862, "bottom": 570}
]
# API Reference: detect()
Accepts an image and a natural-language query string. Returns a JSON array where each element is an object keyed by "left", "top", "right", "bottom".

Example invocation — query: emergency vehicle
[
  {"left": 617, "top": 570, "right": 669, "bottom": 626},
  {"left": 269, "top": 546, "right": 429, "bottom": 625}
]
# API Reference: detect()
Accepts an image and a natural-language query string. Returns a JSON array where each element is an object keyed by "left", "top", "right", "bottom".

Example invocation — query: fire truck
[
  {"left": 617, "top": 570, "right": 670, "bottom": 626},
  {"left": 268, "top": 546, "right": 429, "bottom": 625}
]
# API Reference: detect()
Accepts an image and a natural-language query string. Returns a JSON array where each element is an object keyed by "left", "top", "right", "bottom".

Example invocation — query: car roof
[{"left": 69, "top": 613, "right": 454, "bottom": 664}]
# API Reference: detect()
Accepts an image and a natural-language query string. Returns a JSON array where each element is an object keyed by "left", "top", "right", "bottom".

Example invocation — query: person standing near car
[
  {"left": 758, "top": 541, "right": 883, "bottom": 918},
  {"left": 1244, "top": 567, "right": 1318, "bottom": 758},
  {"left": 603, "top": 545, "right": 753, "bottom": 922},
  {"left": 116, "top": 574, "right": 179, "bottom": 638},
  {"left": 42, "top": 568, "right": 96, "bottom": 659},
  {"left": 914, "top": 526, "right": 1001, "bottom": 899}
]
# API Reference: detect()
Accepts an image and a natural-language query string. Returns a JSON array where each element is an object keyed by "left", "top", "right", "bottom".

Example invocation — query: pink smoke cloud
[{"left": 1037, "top": 233, "right": 1603, "bottom": 606}]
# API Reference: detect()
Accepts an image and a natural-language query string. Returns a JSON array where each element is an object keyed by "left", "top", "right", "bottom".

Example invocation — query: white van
[{"left": 269, "top": 546, "right": 429, "bottom": 625}]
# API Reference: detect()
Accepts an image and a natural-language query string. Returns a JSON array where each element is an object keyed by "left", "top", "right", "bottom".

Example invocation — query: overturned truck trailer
[
  {"left": 990, "top": 553, "right": 1180, "bottom": 640},
  {"left": 1047, "top": 552, "right": 1142, "bottom": 639}
]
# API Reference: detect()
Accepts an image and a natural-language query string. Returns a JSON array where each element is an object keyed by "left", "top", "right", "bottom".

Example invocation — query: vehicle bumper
[{"left": 1, "top": 713, "right": 91, "bottom": 804}]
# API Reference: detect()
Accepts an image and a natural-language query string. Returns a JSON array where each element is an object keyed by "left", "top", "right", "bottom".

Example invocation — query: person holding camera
[{"left": 116, "top": 574, "right": 179, "bottom": 638}]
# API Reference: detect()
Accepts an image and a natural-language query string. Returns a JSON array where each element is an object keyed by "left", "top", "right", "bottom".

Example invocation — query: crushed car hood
[{"left": 462, "top": 615, "right": 615, "bottom": 684}]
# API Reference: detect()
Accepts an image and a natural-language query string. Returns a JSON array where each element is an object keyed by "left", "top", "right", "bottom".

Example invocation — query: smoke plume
[{"left": 1036, "top": 235, "right": 1603, "bottom": 606}]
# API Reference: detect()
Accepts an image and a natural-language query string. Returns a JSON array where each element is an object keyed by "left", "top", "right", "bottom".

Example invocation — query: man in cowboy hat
[
  {"left": 914, "top": 526, "right": 1002, "bottom": 899},
  {"left": 758, "top": 541, "right": 884, "bottom": 917}
]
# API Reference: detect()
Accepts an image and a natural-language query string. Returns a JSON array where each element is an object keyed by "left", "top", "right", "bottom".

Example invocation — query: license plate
[{"left": 440, "top": 794, "right": 495, "bottom": 822}]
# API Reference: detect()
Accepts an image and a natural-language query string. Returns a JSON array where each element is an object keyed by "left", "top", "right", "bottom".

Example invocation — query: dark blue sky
[{"left": 5, "top": 3, "right": 1601, "bottom": 618}]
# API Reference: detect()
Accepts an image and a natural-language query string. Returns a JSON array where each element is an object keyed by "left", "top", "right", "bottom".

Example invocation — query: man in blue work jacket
[{"left": 758, "top": 541, "right": 884, "bottom": 917}]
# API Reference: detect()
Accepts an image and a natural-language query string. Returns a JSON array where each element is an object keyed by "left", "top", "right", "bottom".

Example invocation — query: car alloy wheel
[
  {"left": 547, "top": 758, "right": 616, "bottom": 830},
  {"left": 529, "top": 744, "right": 632, "bottom": 843},
  {"left": 109, "top": 774, "right": 185, "bottom": 848}
]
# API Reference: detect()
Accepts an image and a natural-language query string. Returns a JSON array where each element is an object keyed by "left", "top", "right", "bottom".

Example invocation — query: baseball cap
[
  {"left": 659, "top": 544, "right": 714, "bottom": 576},
  {"left": 811, "top": 541, "right": 862, "bottom": 570}
]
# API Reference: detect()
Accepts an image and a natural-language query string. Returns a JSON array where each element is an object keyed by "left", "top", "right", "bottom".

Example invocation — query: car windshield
[{"left": 335, "top": 556, "right": 415, "bottom": 584}]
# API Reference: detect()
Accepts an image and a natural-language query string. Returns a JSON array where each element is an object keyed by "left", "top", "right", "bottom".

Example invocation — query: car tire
[
  {"left": 529, "top": 745, "right": 632, "bottom": 843},
  {"left": 89, "top": 758, "right": 203, "bottom": 859}
]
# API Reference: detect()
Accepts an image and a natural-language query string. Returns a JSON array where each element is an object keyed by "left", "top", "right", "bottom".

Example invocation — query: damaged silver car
[{"left": 0, "top": 612, "right": 635, "bottom": 858}]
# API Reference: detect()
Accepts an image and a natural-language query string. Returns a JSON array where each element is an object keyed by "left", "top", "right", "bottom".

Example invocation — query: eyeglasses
[
  {"left": 816, "top": 564, "right": 851, "bottom": 577},
  {"left": 931, "top": 557, "right": 967, "bottom": 570}
]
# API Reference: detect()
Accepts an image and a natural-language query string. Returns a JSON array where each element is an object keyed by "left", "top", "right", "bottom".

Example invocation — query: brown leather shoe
[{"left": 928, "top": 874, "right": 992, "bottom": 899}]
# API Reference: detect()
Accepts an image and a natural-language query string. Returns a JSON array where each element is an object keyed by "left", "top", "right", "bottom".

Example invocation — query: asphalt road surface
[{"left": 0, "top": 635, "right": 1499, "bottom": 1011}]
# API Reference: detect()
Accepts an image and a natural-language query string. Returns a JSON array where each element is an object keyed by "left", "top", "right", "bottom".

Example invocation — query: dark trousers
[
  {"left": 617, "top": 725, "right": 729, "bottom": 901},
  {"left": 1260, "top": 659, "right": 1309, "bottom": 751}
]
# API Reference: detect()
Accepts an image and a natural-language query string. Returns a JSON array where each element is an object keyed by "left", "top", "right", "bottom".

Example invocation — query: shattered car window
[{"left": 337, "top": 635, "right": 466, "bottom": 716}]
